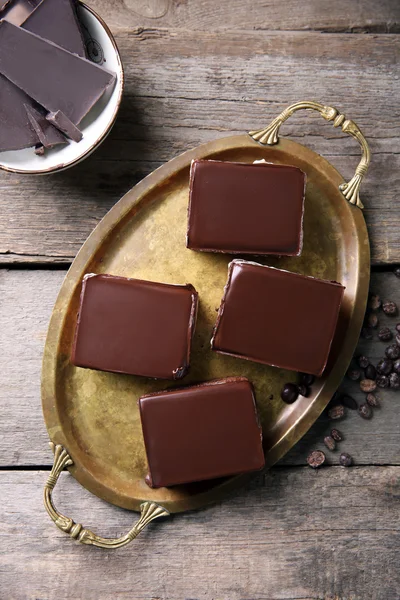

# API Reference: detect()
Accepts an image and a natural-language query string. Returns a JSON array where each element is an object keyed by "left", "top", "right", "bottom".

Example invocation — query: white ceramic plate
[{"left": 0, "top": 2, "right": 124, "bottom": 174}]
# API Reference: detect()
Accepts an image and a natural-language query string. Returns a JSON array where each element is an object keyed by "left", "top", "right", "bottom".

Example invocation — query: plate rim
[{"left": 41, "top": 134, "right": 370, "bottom": 513}]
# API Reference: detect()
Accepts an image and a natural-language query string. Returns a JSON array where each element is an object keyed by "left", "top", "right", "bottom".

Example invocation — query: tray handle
[
  {"left": 44, "top": 443, "right": 169, "bottom": 549},
  {"left": 249, "top": 100, "right": 370, "bottom": 209}
]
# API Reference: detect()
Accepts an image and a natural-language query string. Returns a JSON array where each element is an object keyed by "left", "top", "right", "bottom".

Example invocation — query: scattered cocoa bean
[
  {"left": 324, "top": 436, "right": 336, "bottom": 451},
  {"left": 339, "top": 453, "right": 353, "bottom": 467},
  {"left": 307, "top": 450, "right": 326, "bottom": 469},
  {"left": 359, "top": 379, "right": 377, "bottom": 393},
  {"left": 367, "top": 313, "right": 379, "bottom": 328},
  {"left": 389, "top": 373, "right": 400, "bottom": 390},
  {"left": 328, "top": 405, "right": 345, "bottom": 420},
  {"left": 385, "top": 344, "right": 400, "bottom": 360},
  {"left": 358, "top": 403, "right": 372, "bottom": 419},
  {"left": 331, "top": 428, "right": 343, "bottom": 442},
  {"left": 383, "top": 300, "right": 397, "bottom": 316},
  {"left": 376, "top": 358, "right": 393, "bottom": 375},
  {"left": 366, "top": 393, "right": 380, "bottom": 407},
  {"left": 364, "top": 364, "right": 377, "bottom": 380},
  {"left": 376, "top": 375, "right": 390, "bottom": 389},
  {"left": 357, "top": 355, "right": 370, "bottom": 369},
  {"left": 378, "top": 327, "right": 392, "bottom": 342},
  {"left": 347, "top": 368, "right": 361, "bottom": 381},
  {"left": 368, "top": 294, "right": 382, "bottom": 311}
]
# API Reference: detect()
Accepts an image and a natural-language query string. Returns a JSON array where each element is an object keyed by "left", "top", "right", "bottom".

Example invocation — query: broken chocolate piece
[
  {"left": 0, "top": 0, "right": 86, "bottom": 153},
  {"left": 0, "top": 21, "right": 116, "bottom": 126},
  {"left": 139, "top": 377, "right": 265, "bottom": 488},
  {"left": 212, "top": 260, "right": 345, "bottom": 376},
  {"left": 0, "top": 0, "right": 40, "bottom": 26},
  {"left": 187, "top": 159, "right": 306, "bottom": 256},
  {"left": 71, "top": 274, "right": 198, "bottom": 380},
  {"left": 22, "top": 0, "right": 86, "bottom": 57},
  {"left": 34, "top": 142, "right": 44, "bottom": 155},
  {"left": 46, "top": 110, "right": 82, "bottom": 142},
  {"left": 25, "top": 104, "right": 67, "bottom": 148}
]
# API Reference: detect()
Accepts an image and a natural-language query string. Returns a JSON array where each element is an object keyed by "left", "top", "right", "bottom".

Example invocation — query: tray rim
[{"left": 41, "top": 133, "right": 370, "bottom": 513}]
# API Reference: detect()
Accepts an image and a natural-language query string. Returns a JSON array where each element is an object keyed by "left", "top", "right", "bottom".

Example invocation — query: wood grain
[
  {"left": 1, "top": 269, "right": 399, "bottom": 468},
  {"left": 86, "top": 0, "right": 400, "bottom": 33},
  {"left": 0, "top": 30, "right": 399, "bottom": 264},
  {"left": 1, "top": 467, "right": 399, "bottom": 600}
]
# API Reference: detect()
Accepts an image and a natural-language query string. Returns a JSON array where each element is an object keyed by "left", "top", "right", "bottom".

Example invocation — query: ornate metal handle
[
  {"left": 249, "top": 101, "right": 370, "bottom": 209},
  {"left": 44, "top": 442, "right": 169, "bottom": 549}
]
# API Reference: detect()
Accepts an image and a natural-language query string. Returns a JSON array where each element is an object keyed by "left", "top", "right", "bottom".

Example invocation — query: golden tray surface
[{"left": 41, "top": 102, "right": 370, "bottom": 546}]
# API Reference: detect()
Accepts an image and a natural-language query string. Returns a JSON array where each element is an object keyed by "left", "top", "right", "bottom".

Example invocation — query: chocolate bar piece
[
  {"left": 139, "top": 377, "right": 265, "bottom": 488},
  {"left": 0, "top": 0, "right": 86, "bottom": 152},
  {"left": 212, "top": 260, "right": 345, "bottom": 377},
  {"left": 71, "top": 274, "right": 198, "bottom": 380},
  {"left": 0, "top": 0, "right": 40, "bottom": 26},
  {"left": 187, "top": 160, "right": 306, "bottom": 256},
  {"left": 46, "top": 111, "right": 83, "bottom": 142},
  {"left": 25, "top": 104, "right": 67, "bottom": 148},
  {"left": 22, "top": 0, "right": 86, "bottom": 57},
  {"left": 0, "top": 21, "right": 115, "bottom": 126}
]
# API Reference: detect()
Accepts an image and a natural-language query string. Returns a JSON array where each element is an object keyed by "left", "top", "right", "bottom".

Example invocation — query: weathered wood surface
[
  {"left": 1, "top": 269, "right": 399, "bottom": 467},
  {"left": 84, "top": 0, "right": 400, "bottom": 33},
  {"left": 0, "top": 29, "right": 399, "bottom": 264},
  {"left": 1, "top": 467, "right": 399, "bottom": 600}
]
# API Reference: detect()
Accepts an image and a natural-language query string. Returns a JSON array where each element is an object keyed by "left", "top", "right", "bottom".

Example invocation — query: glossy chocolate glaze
[
  {"left": 187, "top": 159, "right": 306, "bottom": 256},
  {"left": 139, "top": 377, "right": 265, "bottom": 488},
  {"left": 0, "top": 21, "right": 115, "bottom": 126},
  {"left": 71, "top": 274, "right": 198, "bottom": 380},
  {"left": 212, "top": 260, "right": 345, "bottom": 376}
]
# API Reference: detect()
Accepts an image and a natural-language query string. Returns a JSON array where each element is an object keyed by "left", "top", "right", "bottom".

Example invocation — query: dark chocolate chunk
[
  {"left": 393, "top": 359, "right": 400, "bottom": 374},
  {"left": 0, "top": 0, "right": 86, "bottom": 153},
  {"left": 187, "top": 160, "right": 306, "bottom": 256},
  {"left": 46, "top": 110, "right": 83, "bottom": 142},
  {"left": 297, "top": 384, "right": 310, "bottom": 398},
  {"left": 22, "top": 0, "right": 86, "bottom": 58},
  {"left": 71, "top": 274, "right": 198, "bottom": 380},
  {"left": 299, "top": 372, "right": 315, "bottom": 386},
  {"left": 346, "top": 368, "right": 361, "bottom": 381},
  {"left": 357, "top": 355, "right": 370, "bottom": 369},
  {"left": 34, "top": 142, "right": 44, "bottom": 155},
  {"left": 25, "top": 104, "right": 66, "bottom": 148},
  {"left": 139, "top": 377, "right": 265, "bottom": 488},
  {"left": 212, "top": 260, "right": 344, "bottom": 377},
  {"left": 0, "top": 0, "right": 40, "bottom": 25},
  {"left": 0, "top": 21, "right": 115, "bottom": 126}
]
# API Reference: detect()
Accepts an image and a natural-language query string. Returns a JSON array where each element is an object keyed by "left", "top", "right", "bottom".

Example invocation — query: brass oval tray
[{"left": 42, "top": 102, "right": 370, "bottom": 548}]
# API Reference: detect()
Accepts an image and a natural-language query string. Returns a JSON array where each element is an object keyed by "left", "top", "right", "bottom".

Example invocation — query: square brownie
[
  {"left": 71, "top": 274, "right": 198, "bottom": 379},
  {"left": 139, "top": 377, "right": 265, "bottom": 488},
  {"left": 187, "top": 159, "right": 306, "bottom": 256},
  {"left": 212, "top": 260, "right": 344, "bottom": 376}
]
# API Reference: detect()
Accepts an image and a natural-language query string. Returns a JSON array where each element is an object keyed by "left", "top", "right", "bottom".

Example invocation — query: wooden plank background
[{"left": 0, "top": 1, "right": 399, "bottom": 599}]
